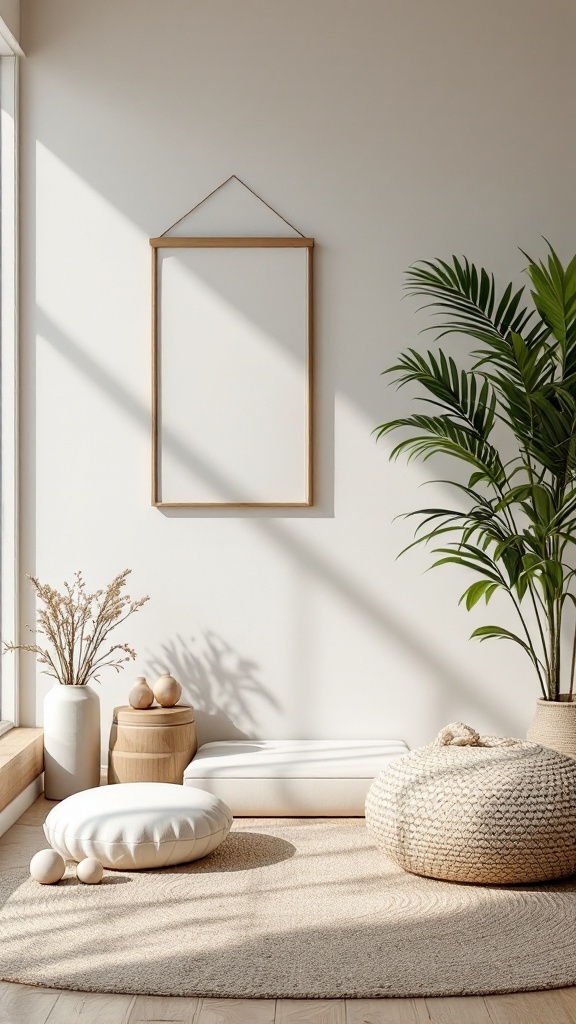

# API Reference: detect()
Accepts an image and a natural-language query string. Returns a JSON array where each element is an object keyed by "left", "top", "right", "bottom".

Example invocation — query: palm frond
[
  {"left": 376, "top": 413, "right": 505, "bottom": 483},
  {"left": 383, "top": 348, "right": 497, "bottom": 438},
  {"left": 406, "top": 256, "right": 549, "bottom": 352},
  {"left": 523, "top": 242, "right": 576, "bottom": 365}
]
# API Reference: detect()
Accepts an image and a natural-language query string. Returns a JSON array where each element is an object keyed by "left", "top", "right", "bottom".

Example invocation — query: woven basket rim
[{"left": 535, "top": 697, "right": 576, "bottom": 705}]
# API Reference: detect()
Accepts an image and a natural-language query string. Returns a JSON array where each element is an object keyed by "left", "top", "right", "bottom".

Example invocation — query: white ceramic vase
[{"left": 43, "top": 684, "right": 101, "bottom": 800}]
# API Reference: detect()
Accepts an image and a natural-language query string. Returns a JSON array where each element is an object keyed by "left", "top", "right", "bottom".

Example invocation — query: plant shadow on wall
[{"left": 145, "top": 631, "right": 280, "bottom": 743}]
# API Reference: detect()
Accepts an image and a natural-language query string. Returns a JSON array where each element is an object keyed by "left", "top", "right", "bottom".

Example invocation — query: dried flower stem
[{"left": 3, "top": 569, "right": 149, "bottom": 686}]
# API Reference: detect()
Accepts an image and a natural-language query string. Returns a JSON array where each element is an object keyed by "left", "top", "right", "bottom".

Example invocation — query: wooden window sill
[{"left": 0, "top": 728, "right": 43, "bottom": 812}]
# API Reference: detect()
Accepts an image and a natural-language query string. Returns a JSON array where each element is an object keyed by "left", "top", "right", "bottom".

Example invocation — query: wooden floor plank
[
  {"left": 128, "top": 993, "right": 199, "bottom": 1022},
  {"left": 0, "top": 795, "right": 50, "bottom": 869},
  {"left": 196, "top": 998, "right": 276, "bottom": 1023},
  {"left": 0, "top": 981, "right": 61, "bottom": 1024},
  {"left": 0, "top": 824, "right": 48, "bottom": 870},
  {"left": 555, "top": 988, "right": 576, "bottom": 1023},
  {"left": 484, "top": 989, "right": 574, "bottom": 1024},
  {"left": 346, "top": 997, "right": 419, "bottom": 1022},
  {"left": 0, "top": 987, "right": 574, "bottom": 1024},
  {"left": 276, "top": 1000, "right": 346, "bottom": 1023},
  {"left": 45, "top": 990, "right": 135, "bottom": 1023},
  {"left": 417, "top": 996, "right": 492, "bottom": 1023},
  {"left": 17, "top": 794, "right": 55, "bottom": 827},
  {"left": 0, "top": 818, "right": 47, "bottom": 843}
]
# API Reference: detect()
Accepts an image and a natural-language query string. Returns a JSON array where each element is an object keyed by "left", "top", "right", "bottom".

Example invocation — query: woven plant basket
[
  {"left": 365, "top": 722, "right": 576, "bottom": 885},
  {"left": 527, "top": 698, "right": 576, "bottom": 759}
]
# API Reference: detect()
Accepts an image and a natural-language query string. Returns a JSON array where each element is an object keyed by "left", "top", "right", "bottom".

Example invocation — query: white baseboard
[{"left": 0, "top": 773, "right": 44, "bottom": 838}]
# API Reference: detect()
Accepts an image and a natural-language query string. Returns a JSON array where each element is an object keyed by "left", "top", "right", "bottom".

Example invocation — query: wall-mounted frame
[{"left": 151, "top": 235, "right": 314, "bottom": 508}]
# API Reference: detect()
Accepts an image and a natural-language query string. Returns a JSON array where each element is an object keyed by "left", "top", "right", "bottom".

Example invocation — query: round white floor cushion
[{"left": 44, "top": 783, "right": 233, "bottom": 870}]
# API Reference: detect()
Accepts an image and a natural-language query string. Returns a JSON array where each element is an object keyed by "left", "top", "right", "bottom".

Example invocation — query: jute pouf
[{"left": 365, "top": 722, "right": 576, "bottom": 884}]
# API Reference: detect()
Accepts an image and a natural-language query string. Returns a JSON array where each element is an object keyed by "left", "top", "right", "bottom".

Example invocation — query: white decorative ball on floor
[
  {"left": 76, "top": 857, "right": 104, "bottom": 885},
  {"left": 30, "top": 849, "right": 66, "bottom": 884},
  {"left": 153, "top": 672, "right": 182, "bottom": 707}
]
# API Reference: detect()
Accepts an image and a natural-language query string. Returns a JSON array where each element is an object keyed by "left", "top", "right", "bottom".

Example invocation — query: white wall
[
  {"left": 0, "top": 0, "right": 19, "bottom": 44},
  {"left": 18, "top": 0, "right": 576, "bottom": 754}
]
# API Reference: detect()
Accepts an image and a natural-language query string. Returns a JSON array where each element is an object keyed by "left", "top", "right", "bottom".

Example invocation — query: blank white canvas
[{"left": 157, "top": 246, "right": 309, "bottom": 504}]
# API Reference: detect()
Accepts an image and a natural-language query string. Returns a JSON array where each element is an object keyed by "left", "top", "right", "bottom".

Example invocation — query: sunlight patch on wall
[{"left": 35, "top": 140, "right": 147, "bottom": 341}]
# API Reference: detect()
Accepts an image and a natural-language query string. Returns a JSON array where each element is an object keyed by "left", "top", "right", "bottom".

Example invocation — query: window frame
[{"left": 0, "top": 53, "right": 20, "bottom": 730}]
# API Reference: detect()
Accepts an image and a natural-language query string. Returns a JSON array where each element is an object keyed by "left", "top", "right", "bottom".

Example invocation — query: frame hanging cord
[{"left": 159, "top": 175, "right": 306, "bottom": 238}]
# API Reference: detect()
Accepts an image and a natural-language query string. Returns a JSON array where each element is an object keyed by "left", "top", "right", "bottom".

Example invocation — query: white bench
[{"left": 183, "top": 738, "right": 408, "bottom": 816}]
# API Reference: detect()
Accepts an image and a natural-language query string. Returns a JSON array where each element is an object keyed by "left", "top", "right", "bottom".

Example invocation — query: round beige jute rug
[{"left": 0, "top": 818, "right": 575, "bottom": 999}]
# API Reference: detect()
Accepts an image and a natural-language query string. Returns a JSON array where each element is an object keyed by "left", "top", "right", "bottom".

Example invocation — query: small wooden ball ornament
[
  {"left": 129, "top": 676, "right": 154, "bottom": 709},
  {"left": 77, "top": 857, "right": 104, "bottom": 885},
  {"left": 30, "top": 849, "right": 66, "bottom": 885},
  {"left": 153, "top": 672, "right": 182, "bottom": 707}
]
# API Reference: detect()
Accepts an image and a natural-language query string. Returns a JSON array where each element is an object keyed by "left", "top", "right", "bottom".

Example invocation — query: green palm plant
[{"left": 376, "top": 243, "right": 576, "bottom": 701}]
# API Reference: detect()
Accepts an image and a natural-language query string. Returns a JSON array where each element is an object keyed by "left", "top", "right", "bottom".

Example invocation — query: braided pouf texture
[{"left": 365, "top": 722, "right": 576, "bottom": 884}]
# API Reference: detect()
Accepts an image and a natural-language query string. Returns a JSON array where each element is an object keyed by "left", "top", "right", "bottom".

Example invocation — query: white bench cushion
[
  {"left": 44, "top": 782, "right": 233, "bottom": 870},
  {"left": 183, "top": 739, "right": 408, "bottom": 816}
]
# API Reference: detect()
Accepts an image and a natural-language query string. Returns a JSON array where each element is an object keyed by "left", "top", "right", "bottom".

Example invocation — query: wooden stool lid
[{"left": 113, "top": 704, "right": 195, "bottom": 726}]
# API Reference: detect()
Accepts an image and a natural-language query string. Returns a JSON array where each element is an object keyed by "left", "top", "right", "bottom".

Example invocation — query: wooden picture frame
[{"left": 150, "top": 236, "right": 314, "bottom": 508}]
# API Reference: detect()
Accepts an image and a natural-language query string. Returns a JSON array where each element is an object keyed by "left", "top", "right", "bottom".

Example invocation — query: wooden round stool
[{"left": 108, "top": 705, "right": 197, "bottom": 785}]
